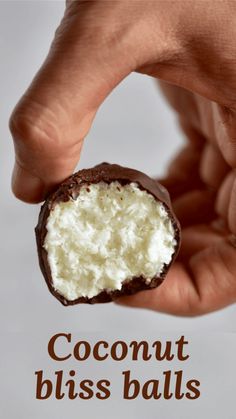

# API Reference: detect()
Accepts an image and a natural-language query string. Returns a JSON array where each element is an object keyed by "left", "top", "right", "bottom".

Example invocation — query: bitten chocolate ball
[{"left": 35, "top": 163, "right": 180, "bottom": 306}]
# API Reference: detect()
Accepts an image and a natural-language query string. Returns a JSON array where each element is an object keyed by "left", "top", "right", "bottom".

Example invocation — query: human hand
[{"left": 10, "top": 1, "right": 236, "bottom": 315}]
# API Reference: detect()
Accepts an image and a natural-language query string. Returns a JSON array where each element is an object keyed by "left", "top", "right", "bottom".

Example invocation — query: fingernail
[{"left": 12, "top": 162, "right": 45, "bottom": 203}]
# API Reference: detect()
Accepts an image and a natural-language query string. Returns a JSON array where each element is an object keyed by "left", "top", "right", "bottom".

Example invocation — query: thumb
[{"left": 9, "top": 1, "right": 136, "bottom": 203}]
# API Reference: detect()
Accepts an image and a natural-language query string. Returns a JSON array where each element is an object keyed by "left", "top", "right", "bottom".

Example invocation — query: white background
[{"left": 0, "top": 1, "right": 236, "bottom": 417}]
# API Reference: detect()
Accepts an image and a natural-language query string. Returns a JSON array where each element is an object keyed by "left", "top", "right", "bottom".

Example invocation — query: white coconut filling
[{"left": 44, "top": 182, "right": 176, "bottom": 300}]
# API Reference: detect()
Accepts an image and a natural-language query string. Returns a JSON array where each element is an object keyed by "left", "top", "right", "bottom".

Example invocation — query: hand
[{"left": 10, "top": 1, "right": 236, "bottom": 315}]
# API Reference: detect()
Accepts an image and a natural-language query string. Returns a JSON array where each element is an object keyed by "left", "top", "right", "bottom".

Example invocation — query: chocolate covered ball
[{"left": 35, "top": 163, "right": 180, "bottom": 305}]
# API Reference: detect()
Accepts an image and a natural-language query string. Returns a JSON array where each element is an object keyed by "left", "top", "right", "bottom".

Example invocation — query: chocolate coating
[{"left": 35, "top": 163, "right": 181, "bottom": 306}]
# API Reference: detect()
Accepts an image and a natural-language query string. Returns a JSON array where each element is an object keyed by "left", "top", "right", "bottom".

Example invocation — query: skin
[{"left": 9, "top": 0, "right": 236, "bottom": 316}]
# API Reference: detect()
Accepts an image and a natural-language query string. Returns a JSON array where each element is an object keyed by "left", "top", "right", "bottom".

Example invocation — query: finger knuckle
[{"left": 9, "top": 100, "right": 60, "bottom": 155}]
